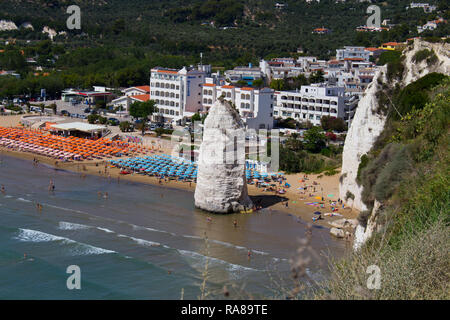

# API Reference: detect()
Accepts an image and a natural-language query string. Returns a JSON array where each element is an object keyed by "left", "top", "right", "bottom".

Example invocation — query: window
[{"left": 226, "top": 92, "right": 231, "bottom": 98}]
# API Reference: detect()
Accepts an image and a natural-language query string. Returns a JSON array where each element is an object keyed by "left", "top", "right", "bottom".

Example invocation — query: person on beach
[
  {"left": 247, "top": 250, "right": 252, "bottom": 260},
  {"left": 48, "top": 180, "right": 55, "bottom": 192},
  {"left": 285, "top": 201, "right": 289, "bottom": 208},
  {"left": 98, "top": 191, "right": 102, "bottom": 198},
  {"left": 104, "top": 192, "right": 108, "bottom": 199},
  {"left": 233, "top": 220, "right": 238, "bottom": 228},
  {"left": 1, "top": 185, "right": 5, "bottom": 194}
]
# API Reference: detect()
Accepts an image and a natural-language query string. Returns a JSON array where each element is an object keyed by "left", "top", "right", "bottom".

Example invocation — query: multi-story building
[
  {"left": 273, "top": 84, "right": 345, "bottom": 126},
  {"left": 224, "top": 64, "right": 263, "bottom": 85},
  {"left": 201, "top": 83, "right": 274, "bottom": 130},
  {"left": 150, "top": 66, "right": 207, "bottom": 123},
  {"left": 336, "top": 46, "right": 371, "bottom": 62}
]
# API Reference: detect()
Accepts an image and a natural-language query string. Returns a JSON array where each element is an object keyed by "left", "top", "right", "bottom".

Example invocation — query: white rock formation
[
  {"left": 403, "top": 39, "right": 450, "bottom": 84},
  {"left": 330, "top": 228, "right": 345, "bottom": 238},
  {"left": 0, "top": 20, "right": 18, "bottom": 31},
  {"left": 339, "top": 66, "right": 388, "bottom": 212},
  {"left": 194, "top": 98, "right": 253, "bottom": 213},
  {"left": 340, "top": 39, "right": 450, "bottom": 250},
  {"left": 353, "top": 200, "right": 382, "bottom": 250},
  {"left": 329, "top": 218, "right": 358, "bottom": 229}
]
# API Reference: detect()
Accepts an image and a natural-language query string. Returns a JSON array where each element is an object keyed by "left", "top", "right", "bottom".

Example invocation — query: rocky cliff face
[
  {"left": 340, "top": 39, "right": 450, "bottom": 250},
  {"left": 194, "top": 99, "right": 253, "bottom": 213},
  {"left": 339, "top": 66, "right": 388, "bottom": 212}
]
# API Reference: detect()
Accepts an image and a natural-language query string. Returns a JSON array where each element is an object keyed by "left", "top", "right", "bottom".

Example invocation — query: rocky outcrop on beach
[{"left": 194, "top": 98, "right": 253, "bottom": 213}]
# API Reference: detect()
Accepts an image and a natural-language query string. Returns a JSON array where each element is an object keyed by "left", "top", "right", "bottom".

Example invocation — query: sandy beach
[
  {"left": 0, "top": 144, "right": 358, "bottom": 231},
  {"left": 1, "top": 115, "right": 358, "bottom": 233}
]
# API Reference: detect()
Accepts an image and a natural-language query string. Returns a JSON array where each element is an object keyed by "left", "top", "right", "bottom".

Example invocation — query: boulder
[
  {"left": 194, "top": 98, "right": 253, "bottom": 213},
  {"left": 329, "top": 218, "right": 358, "bottom": 229},
  {"left": 330, "top": 227, "right": 345, "bottom": 238}
]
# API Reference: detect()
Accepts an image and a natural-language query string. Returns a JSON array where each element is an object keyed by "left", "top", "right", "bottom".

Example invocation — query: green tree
[
  {"left": 309, "top": 70, "right": 325, "bottom": 84},
  {"left": 303, "top": 126, "right": 326, "bottom": 153},
  {"left": 129, "top": 100, "right": 156, "bottom": 135},
  {"left": 119, "top": 121, "right": 132, "bottom": 132},
  {"left": 270, "top": 79, "right": 285, "bottom": 91},
  {"left": 320, "top": 115, "right": 347, "bottom": 132},
  {"left": 252, "top": 79, "right": 264, "bottom": 88},
  {"left": 49, "top": 103, "right": 57, "bottom": 115}
]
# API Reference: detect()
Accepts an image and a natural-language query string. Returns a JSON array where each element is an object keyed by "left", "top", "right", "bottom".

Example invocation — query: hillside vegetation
[{"left": 315, "top": 74, "right": 449, "bottom": 299}]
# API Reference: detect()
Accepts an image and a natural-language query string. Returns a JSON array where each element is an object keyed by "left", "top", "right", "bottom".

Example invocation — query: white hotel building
[
  {"left": 274, "top": 84, "right": 345, "bottom": 126},
  {"left": 201, "top": 82, "right": 275, "bottom": 130},
  {"left": 150, "top": 66, "right": 206, "bottom": 123}
]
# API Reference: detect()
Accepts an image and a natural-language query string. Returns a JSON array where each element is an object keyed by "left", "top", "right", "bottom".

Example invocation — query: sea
[{"left": 0, "top": 155, "right": 346, "bottom": 299}]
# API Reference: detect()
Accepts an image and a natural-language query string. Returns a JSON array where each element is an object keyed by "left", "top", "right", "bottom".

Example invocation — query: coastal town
[{"left": 0, "top": 0, "right": 448, "bottom": 303}]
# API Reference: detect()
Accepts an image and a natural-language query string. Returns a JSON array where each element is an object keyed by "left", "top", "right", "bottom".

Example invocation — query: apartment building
[
  {"left": 274, "top": 84, "right": 345, "bottom": 126},
  {"left": 336, "top": 46, "right": 371, "bottom": 62},
  {"left": 224, "top": 64, "right": 263, "bottom": 85},
  {"left": 150, "top": 66, "right": 206, "bottom": 123},
  {"left": 201, "top": 83, "right": 274, "bottom": 130}
]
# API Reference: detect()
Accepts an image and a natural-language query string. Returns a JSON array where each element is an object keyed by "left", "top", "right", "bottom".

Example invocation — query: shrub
[
  {"left": 394, "top": 73, "right": 447, "bottom": 119},
  {"left": 412, "top": 49, "right": 432, "bottom": 63},
  {"left": 356, "top": 154, "right": 369, "bottom": 184}
]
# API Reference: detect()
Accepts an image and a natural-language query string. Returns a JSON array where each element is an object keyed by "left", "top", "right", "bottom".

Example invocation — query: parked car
[
  {"left": 61, "top": 110, "right": 70, "bottom": 116},
  {"left": 84, "top": 107, "right": 91, "bottom": 113},
  {"left": 108, "top": 118, "right": 120, "bottom": 126}
]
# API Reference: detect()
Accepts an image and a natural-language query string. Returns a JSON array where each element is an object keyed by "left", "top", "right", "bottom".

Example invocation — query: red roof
[
  {"left": 365, "top": 47, "right": 379, "bottom": 52},
  {"left": 133, "top": 85, "right": 150, "bottom": 92},
  {"left": 344, "top": 58, "right": 364, "bottom": 61},
  {"left": 203, "top": 83, "right": 216, "bottom": 87},
  {"left": 131, "top": 94, "right": 151, "bottom": 102},
  {"left": 221, "top": 85, "right": 235, "bottom": 89},
  {"left": 382, "top": 42, "right": 399, "bottom": 46},
  {"left": 240, "top": 87, "right": 254, "bottom": 91},
  {"left": 157, "top": 70, "right": 178, "bottom": 74}
]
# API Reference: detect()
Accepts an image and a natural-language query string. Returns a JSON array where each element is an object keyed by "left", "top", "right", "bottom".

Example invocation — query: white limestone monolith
[{"left": 194, "top": 98, "right": 253, "bottom": 213}]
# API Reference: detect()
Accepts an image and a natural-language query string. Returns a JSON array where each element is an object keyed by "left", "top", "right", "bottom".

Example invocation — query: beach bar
[{"left": 50, "top": 122, "right": 108, "bottom": 139}]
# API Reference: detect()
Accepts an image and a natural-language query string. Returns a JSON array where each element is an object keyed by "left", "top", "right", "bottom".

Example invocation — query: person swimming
[{"left": 1, "top": 185, "right": 5, "bottom": 194}]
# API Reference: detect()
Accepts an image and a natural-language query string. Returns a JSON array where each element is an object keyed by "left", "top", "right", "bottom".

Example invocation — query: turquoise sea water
[{"left": 0, "top": 155, "right": 345, "bottom": 299}]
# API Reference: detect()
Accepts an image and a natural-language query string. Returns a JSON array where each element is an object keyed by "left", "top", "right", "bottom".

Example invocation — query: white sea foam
[
  {"left": 118, "top": 234, "right": 162, "bottom": 247},
  {"left": 43, "top": 203, "right": 88, "bottom": 215},
  {"left": 15, "top": 228, "right": 68, "bottom": 243},
  {"left": 96, "top": 227, "right": 115, "bottom": 233},
  {"left": 14, "top": 228, "right": 115, "bottom": 256},
  {"left": 59, "top": 221, "right": 90, "bottom": 230},
  {"left": 178, "top": 249, "right": 257, "bottom": 273},
  {"left": 17, "top": 198, "right": 32, "bottom": 203}
]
